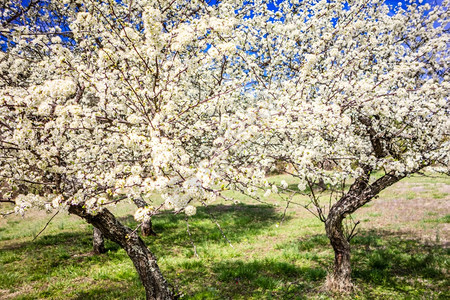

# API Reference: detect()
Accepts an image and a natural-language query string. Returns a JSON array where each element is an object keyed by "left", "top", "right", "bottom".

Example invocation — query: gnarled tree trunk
[
  {"left": 69, "top": 204, "right": 174, "bottom": 300},
  {"left": 323, "top": 168, "right": 406, "bottom": 292},
  {"left": 325, "top": 206, "right": 352, "bottom": 292},
  {"left": 93, "top": 227, "right": 106, "bottom": 254},
  {"left": 91, "top": 197, "right": 155, "bottom": 254}
]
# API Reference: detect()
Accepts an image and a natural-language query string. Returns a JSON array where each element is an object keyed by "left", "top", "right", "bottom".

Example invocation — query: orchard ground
[{"left": 0, "top": 174, "right": 449, "bottom": 299}]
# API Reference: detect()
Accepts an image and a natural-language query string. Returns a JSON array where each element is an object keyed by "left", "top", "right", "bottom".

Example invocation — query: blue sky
[
  {"left": 385, "top": 0, "right": 444, "bottom": 7},
  {"left": 1, "top": 0, "right": 446, "bottom": 52}
]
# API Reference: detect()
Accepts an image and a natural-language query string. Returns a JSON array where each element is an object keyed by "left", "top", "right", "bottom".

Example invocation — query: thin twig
[
  {"left": 32, "top": 210, "right": 59, "bottom": 241},
  {"left": 129, "top": 222, "right": 143, "bottom": 237},
  {"left": 185, "top": 216, "right": 199, "bottom": 258},
  {"left": 306, "top": 177, "right": 326, "bottom": 222},
  {"left": 280, "top": 193, "right": 294, "bottom": 226},
  {"left": 1, "top": 211, "right": 14, "bottom": 217},
  {"left": 346, "top": 218, "right": 360, "bottom": 242},
  {"left": 199, "top": 199, "right": 234, "bottom": 248}
]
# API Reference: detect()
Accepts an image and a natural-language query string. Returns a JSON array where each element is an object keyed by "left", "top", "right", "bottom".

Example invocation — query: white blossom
[{"left": 184, "top": 205, "right": 197, "bottom": 216}]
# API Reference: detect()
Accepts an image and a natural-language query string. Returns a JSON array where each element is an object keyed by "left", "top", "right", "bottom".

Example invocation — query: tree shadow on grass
[
  {"left": 69, "top": 283, "right": 144, "bottom": 300},
  {"left": 201, "top": 230, "right": 448, "bottom": 299},
  {"left": 118, "top": 204, "right": 285, "bottom": 257},
  {"left": 3, "top": 203, "right": 282, "bottom": 255},
  {"left": 275, "top": 230, "right": 448, "bottom": 289},
  {"left": 350, "top": 229, "right": 449, "bottom": 298},
  {"left": 0, "top": 231, "right": 124, "bottom": 276},
  {"left": 0, "top": 203, "right": 284, "bottom": 299},
  {"left": 206, "top": 259, "right": 327, "bottom": 299},
  {"left": 1, "top": 230, "right": 124, "bottom": 256}
]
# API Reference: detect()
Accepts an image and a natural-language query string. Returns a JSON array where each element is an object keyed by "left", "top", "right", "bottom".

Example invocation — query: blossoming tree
[
  {"left": 0, "top": 0, "right": 264, "bottom": 298},
  {"left": 1, "top": 0, "right": 448, "bottom": 297},
  {"left": 239, "top": 0, "right": 449, "bottom": 291}
]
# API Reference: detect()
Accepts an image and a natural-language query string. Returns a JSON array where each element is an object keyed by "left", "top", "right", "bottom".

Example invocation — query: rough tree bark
[
  {"left": 69, "top": 204, "right": 174, "bottom": 300},
  {"left": 324, "top": 167, "right": 405, "bottom": 292},
  {"left": 325, "top": 205, "right": 352, "bottom": 292},
  {"left": 133, "top": 198, "right": 157, "bottom": 236},
  {"left": 91, "top": 198, "right": 155, "bottom": 254},
  {"left": 92, "top": 227, "right": 106, "bottom": 254}
]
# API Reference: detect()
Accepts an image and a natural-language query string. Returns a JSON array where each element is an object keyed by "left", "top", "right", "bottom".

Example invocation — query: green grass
[
  {"left": 423, "top": 214, "right": 450, "bottom": 224},
  {"left": 0, "top": 174, "right": 449, "bottom": 299}
]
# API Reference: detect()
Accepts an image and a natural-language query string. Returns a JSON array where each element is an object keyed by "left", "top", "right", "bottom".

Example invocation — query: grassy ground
[{"left": 0, "top": 174, "right": 449, "bottom": 299}]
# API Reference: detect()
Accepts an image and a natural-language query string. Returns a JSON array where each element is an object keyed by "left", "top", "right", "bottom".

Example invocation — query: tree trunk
[
  {"left": 141, "top": 218, "right": 157, "bottom": 237},
  {"left": 322, "top": 169, "right": 406, "bottom": 292},
  {"left": 133, "top": 198, "right": 157, "bottom": 236},
  {"left": 325, "top": 206, "right": 353, "bottom": 292},
  {"left": 316, "top": 178, "right": 327, "bottom": 191},
  {"left": 69, "top": 204, "right": 174, "bottom": 300},
  {"left": 93, "top": 227, "right": 106, "bottom": 254}
]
